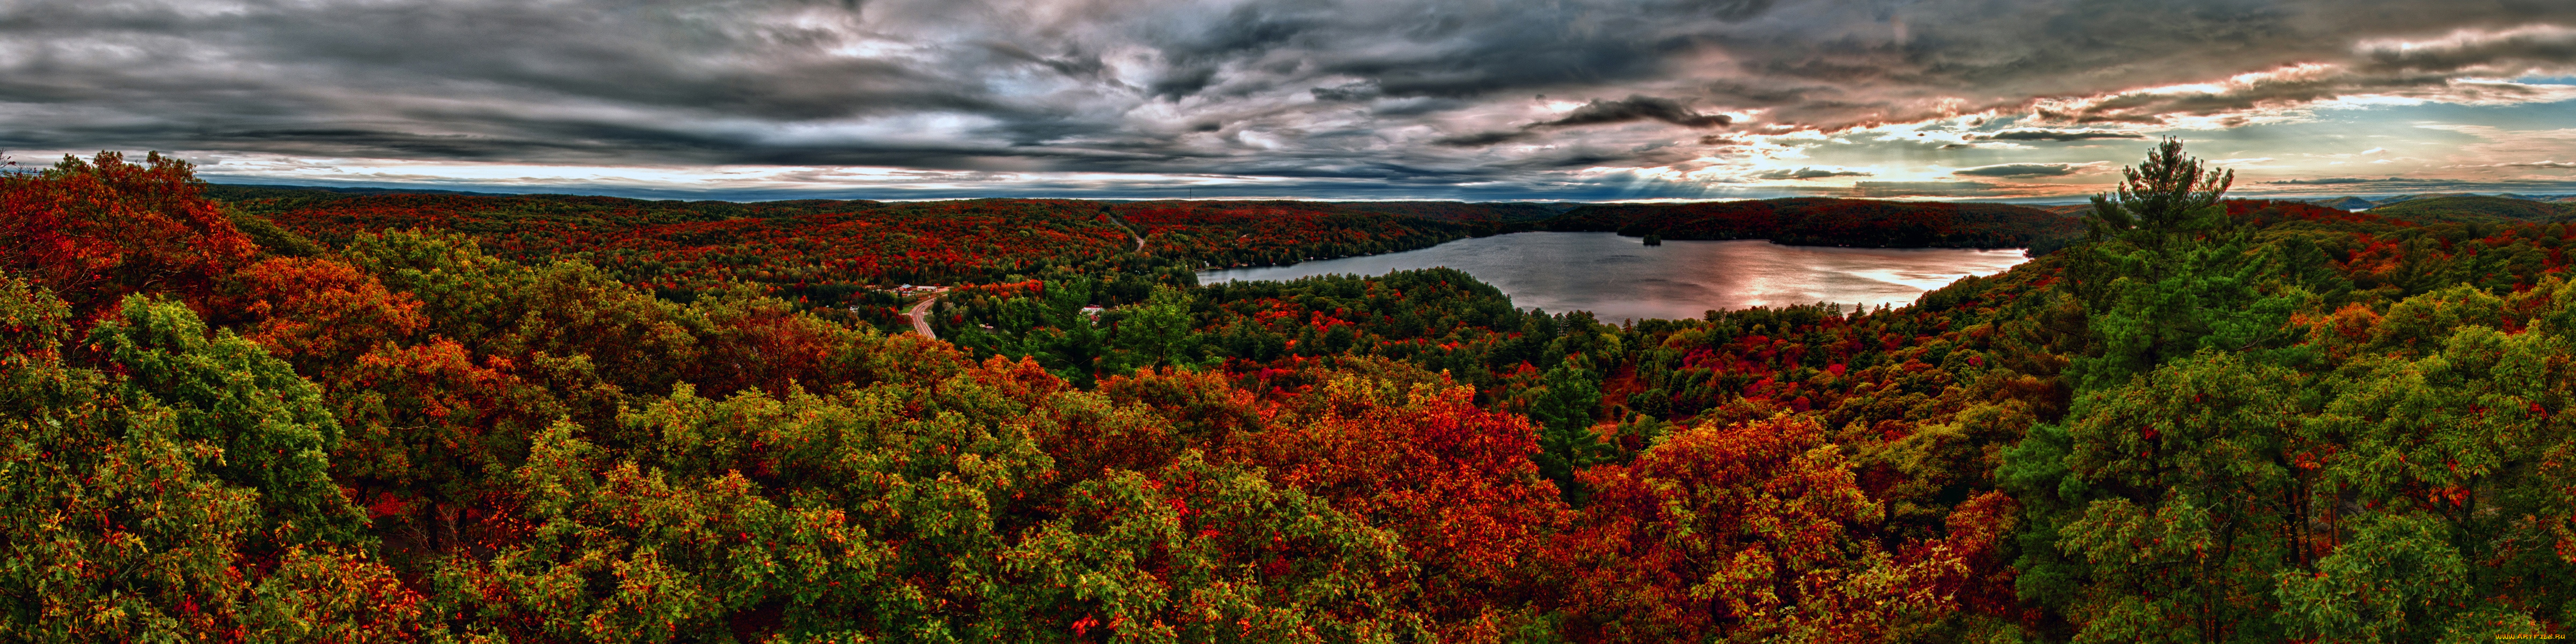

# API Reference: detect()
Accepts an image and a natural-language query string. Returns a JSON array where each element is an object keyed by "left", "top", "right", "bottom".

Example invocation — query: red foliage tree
[
  {"left": 0, "top": 152, "right": 255, "bottom": 320},
  {"left": 1246, "top": 375, "right": 1573, "bottom": 639}
]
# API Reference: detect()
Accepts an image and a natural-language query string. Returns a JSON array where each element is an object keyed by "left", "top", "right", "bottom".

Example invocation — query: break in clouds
[{"left": 4, "top": 0, "right": 2576, "bottom": 199}]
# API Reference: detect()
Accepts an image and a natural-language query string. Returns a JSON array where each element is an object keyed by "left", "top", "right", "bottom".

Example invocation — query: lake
[{"left": 1196, "top": 232, "right": 2030, "bottom": 323}]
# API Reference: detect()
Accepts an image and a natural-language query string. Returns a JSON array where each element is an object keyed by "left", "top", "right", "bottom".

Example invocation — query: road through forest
[
  {"left": 903, "top": 289, "right": 942, "bottom": 339},
  {"left": 1103, "top": 209, "right": 1145, "bottom": 252},
  {"left": 906, "top": 213, "right": 1138, "bottom": 340}
]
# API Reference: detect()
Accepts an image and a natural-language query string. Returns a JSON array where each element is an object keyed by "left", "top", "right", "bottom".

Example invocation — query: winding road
[
  {"left": 905, "top": 210, "right": 1137, "bottom": 341},
  {"left": 901, "top": 287, "right": 946, "bottom": 339},
  {"left": 1102, "top": 208, "right": 1145, "bottom": 252}
]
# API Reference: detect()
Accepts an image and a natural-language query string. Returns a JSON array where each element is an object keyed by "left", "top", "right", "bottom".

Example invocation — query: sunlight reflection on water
[{"left": 1196, "top": 232, "right": 2030, "bottom": 323}]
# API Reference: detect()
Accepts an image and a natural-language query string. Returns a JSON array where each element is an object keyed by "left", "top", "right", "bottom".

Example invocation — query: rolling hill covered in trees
[
  {"left": 2355, "top": 194, "right": 2574, "bottom": 223},
  {"left": 5, "top": 143, "right": 2575, "bottom": 643},
  {"left": 1540, "top": 197, "right": 2084, "bottom": 251}
]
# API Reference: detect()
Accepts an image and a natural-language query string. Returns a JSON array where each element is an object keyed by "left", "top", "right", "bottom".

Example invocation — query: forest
[{"left": 3, "top": 141, "right": 2573, "bottom": 643}]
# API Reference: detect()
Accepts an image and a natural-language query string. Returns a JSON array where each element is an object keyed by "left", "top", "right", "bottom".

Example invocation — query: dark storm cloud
[
  {"left": 1436, "top": 94, "right": 1729, "bottom": 147},
  {"left": 1978, "top": 129, "right": 2149, "bottom": 142},
  {"left": 1854, "top": 181, "right": 2008, "bottom": 197},
  {"left": 5, "top": 0, "right": 2576, "bottom": 195},
  {"left": 1305, "top": 9, "right": 1695, "bottom": 100},
  {"left": 1753, "top": 167, "right": 1870, "bottom": 180},
  {"left": 2262, "top": 177, "right": 2413, "bottom": 185},
  {"left": 1436, "top": 131, "right": 1535, "bottom": 147},
  {"left": 1538, "top": 96, "right": 1732, "bottom": 128},
  {"left": 1952, "top": 163, "right": 2082, "bottom": 178},
  {"left": 1310, "top": 82, "right": 1381, "bottom": 101}
]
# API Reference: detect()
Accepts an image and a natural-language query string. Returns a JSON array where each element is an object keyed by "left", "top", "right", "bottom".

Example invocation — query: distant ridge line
[{"left": 209, "top": 182, "right": 537, "bottom": 197}]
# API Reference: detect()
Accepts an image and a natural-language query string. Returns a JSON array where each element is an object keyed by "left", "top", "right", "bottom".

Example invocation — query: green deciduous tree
[
  {"left": 0, "top": 276, "right": 422, "bottom": 642},
  {"left": 2073, "top": 352, "right": 2299, "bottom": 642},
  {"left": 89, "top": 294, "right": 365, "bottom": 547},
  {"left": 1101, "top": 285, "right": 1213, "bottom": 375}
]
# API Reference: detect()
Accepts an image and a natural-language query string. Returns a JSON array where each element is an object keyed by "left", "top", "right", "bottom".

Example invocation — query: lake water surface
[{"left": 1197, "top": 232, "right": 2030, "bottom": 322}]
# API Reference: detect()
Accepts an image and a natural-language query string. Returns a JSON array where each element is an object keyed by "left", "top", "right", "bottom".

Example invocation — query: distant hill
[
  {"left": 209, "top": 185, "right": 890, "bottom": 229},
  {"left": 1335, "top": 201, "right": 1575, "bottom": 223},
  {"left": 2372, "top": 193, "right": 2476, "bottom": 206},
  {"left": 2361, "top": 195, "right": 2572, "bottom": 223},
  {"left": 1113, "top": 199, "right": 1565, "bottom": 225},
  {"left": 212, "top": 186, "right": 1573, "bottom": 229},
  {"left": 1541, "top": 197, "right": 2081, "bottom": 252},
  {"left": 2303, "top": 196, "right": 2379, "bottom": 210},
  {"left": 209, "top": 183, "right": 532, "bottom": 199},
  {"left": 2299, "top": 192, "right": 2575, "bottom": 211}
]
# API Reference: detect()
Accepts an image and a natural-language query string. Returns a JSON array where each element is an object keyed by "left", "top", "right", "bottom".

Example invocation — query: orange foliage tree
[{"left": 1547, "top": 415, "right": 2008, "bottom": 643}]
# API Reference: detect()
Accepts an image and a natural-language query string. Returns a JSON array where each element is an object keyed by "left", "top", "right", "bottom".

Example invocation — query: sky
[{"left": 4, "top": 0, "right": 2575, "bottom": 202}]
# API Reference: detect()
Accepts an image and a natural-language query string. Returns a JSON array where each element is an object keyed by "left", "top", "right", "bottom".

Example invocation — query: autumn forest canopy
[{"left": 6, "top": 141, "right": 2576, "bottom": 642}]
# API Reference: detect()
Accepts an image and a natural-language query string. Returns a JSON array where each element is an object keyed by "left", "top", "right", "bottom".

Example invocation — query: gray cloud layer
[{"left": 4, "top": 0, "right": 2575, "bottom": 196}]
